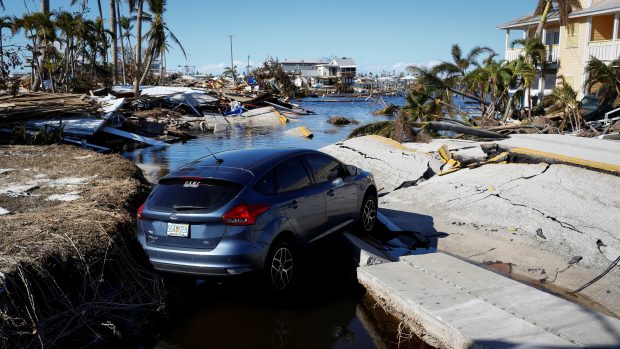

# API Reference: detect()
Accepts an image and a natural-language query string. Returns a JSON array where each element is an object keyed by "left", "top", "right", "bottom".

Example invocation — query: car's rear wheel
[
  {"left": 360, "top": 193, "right": 377, "bottom": 234},
  {"left": 265, "top": 241, "right": 295, "bottom": 291}
]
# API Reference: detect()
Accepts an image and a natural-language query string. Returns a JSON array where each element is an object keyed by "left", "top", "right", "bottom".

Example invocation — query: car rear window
[{"left": 148, "top": 178, "right": 242, "bottom": 212}]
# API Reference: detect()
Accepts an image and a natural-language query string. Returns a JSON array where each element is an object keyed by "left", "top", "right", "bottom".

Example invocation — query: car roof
[{"left": 162, "top": 148, "right": 325, "bottom": 184}]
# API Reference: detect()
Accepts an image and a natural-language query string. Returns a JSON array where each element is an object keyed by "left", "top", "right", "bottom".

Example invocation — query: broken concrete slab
[
  {"left": 359, "top": 253, "right": 620, "bottom": 349},
  {"left": 322, "top": 135, "right": 433, "bottom": 192},
  {"left": 0, "top": 169, "right": 15, "bottom": 175},
  {"left": 0, "top": 207, "right": 9, "bottom": 215},
  {"left": 0, "top": 182, "right": 39, "bottom": 197},
  {"left": 331, "top": 135, "right": 620, "bottom": 317},
  {"left": 47, "top": 191, "right": 82, "bottom": 202},
  {"left": 47, "top": 177, "right": 90, "bottom": 187}
]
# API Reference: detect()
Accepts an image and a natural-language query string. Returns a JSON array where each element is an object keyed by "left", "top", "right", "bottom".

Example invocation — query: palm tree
[
  {"left": 223, "top": 65, "right": 238, "bottom": 78},
  {"left": 511, "top": 37, "right": 546, "bottom": 117},
  {"left": 402, "top": 83, "right": 443, "bottom": 121},
  {"left": 503, "top": 57, "right": 535, "bottom": 120},
  {"left": 534, "top": 0, "right": 581, "bottom": 39},
  {"left": 138, "top": 0, "right": 186, "bottom": 85},
  {"left": 431, "top": 44, "right": 495, "bottom": 113},
  {"left": 407, "top": 63, "right": 490, "bottom": 109},
  {"left": 433, "top": 44, "right": 494, "bottom": 79},
  {"left": 110, "top": 0, "right": 118, "bottom": 84},
  {"left": 549, "top": 75, "right": 582, "bottom": 132},
  {"left": 584, "top": 57, "right": 620, "bottom": 107},
  {"left": 467, "top": 55, "right": 513, "bottom": 118},
  {"left": 71, "top": 0, "right": 108, "bottom": 64},
  {"left": 119, "top": 15, "right": 133, "bottom": 83},
  {"left": 132, "top": 0, "right": 143, "bottom": 96},
  {"left": 14, "top": 11, "right": 57, "bottom": 91},
  {"left": 116, "top": 1, "right": 128, "bottom": 83}
]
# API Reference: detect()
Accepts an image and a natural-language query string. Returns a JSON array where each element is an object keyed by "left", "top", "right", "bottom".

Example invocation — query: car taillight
[
  {"left": 137, "top": 203, "right": 145, "bottom": 221},
  {"left": 222, "top": 203, "right": 270, "bottom": 226}
]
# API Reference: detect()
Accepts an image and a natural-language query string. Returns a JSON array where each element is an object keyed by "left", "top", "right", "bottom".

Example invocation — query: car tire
[
  {"left": 359, "top": 192, "right": 378, "bottom": 234},
  {"left": 265, "top": 240, "right": 295, "bottom": 292}
]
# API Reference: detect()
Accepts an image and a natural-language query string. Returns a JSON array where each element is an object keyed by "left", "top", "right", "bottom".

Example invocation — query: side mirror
[{"left": 346, "top": 165, "right": 358, "bottom": 177}]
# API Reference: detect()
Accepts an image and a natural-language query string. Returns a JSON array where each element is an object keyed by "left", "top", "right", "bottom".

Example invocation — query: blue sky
[{"left": 2, "top": 0, "right": 538, "bottom": 74}]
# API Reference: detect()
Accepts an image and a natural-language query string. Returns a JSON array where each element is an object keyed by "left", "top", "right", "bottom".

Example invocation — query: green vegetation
[{"left": 1, "top": 0, "right": 181, "bottom": 93}]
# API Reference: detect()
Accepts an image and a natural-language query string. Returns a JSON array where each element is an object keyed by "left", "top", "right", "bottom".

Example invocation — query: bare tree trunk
[
  {"left": 32, "top": 0, "right": 50, "bottom": 91},
  {"left": 133, "top": 0, "right": 143, "bottom": 96},
  {"left": 0, "top": 29, "right": 4, "bottom": 71},
  {"left": 535, "top": 0, "right": 552, "bottom": 39},
  {"left": 97, "top": 0, "right": 108, "bottom": 65},
  {"left": 139, "top": 46, "right": 154, "bottom": 86},
  {"left": 110, "top": 0, "right": 118, "bottom": 84},
  {"left": 116, "top": 0, "right": 127, "bottom": 84}
]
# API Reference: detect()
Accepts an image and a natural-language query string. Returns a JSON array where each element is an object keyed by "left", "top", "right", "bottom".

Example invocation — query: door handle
[
  {"left": 327, "top": 189, "right": 335, "bottom": 197},
  {"left": 287, "top": 200, "right": 299, "bottom": 209}
]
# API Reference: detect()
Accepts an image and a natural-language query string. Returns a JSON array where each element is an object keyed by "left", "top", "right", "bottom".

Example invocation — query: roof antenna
[{"left": 205, "top": 145, "right": 224, "bottom": 164}]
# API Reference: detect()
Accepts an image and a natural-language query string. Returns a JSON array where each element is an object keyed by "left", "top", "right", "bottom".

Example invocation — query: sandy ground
[{"left": 322, "top": 135, "right": 620, "bottom": 317}]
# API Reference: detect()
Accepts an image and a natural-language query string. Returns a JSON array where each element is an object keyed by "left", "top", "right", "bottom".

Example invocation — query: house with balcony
[
  {"left": 499, "top": 0, "right": 620, "bottom": 102},
  {"left": 316, "top": 57, "right": 357, "bottom": 87}
]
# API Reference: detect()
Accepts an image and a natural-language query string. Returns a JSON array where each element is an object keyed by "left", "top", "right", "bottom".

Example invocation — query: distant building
[
  {"left": 280, "top": 57, "right": 357, "bottom": 87},
  {"left": 316, "top": 57, "right": 357, "bottom": 86},
  {"left": 281, "top": 59, "right": 326, "bottom": 76}
]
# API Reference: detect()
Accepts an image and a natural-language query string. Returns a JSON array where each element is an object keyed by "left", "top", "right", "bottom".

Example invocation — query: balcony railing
[
  {"left": 505, "top": 47, "right": 559, "bottom": 64},
  {"left": 587, "top": 41, "right": 620, "bottom": 61}
]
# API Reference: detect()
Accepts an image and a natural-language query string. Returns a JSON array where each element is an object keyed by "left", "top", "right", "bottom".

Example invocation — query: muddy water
[{"left": 123, "top": 97, "right": 432, "bottom": 349}]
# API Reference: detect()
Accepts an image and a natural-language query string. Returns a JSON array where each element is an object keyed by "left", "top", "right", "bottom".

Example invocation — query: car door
[
  {"left": 275, "top": 156, "right": 326, "bottom": 243},
  {"left": 304, "top": 154, "right": 358, "bottom": 233}
]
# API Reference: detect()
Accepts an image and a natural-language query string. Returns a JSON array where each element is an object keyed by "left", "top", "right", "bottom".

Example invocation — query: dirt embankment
[{"left": 0, "top": 146, "right": 166, "bottom": 348}]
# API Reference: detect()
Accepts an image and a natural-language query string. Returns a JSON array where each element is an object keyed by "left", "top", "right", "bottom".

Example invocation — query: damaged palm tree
[
  {"left": 534, "top": 0, "right": 581, "bottom": 39},
  {"left": 549, "top": 75, "right": 583, "bottom": 133},
  {"left": 251, "top": 58, "right": 297, "bottom": 98},
  {"left": 584, "top": 57, "right": 620, "bottom": 107}
]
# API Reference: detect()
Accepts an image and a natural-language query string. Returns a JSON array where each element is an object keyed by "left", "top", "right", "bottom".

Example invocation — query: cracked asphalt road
[{"left": 323, "top": 135, "right": 620, "bottom": 317}]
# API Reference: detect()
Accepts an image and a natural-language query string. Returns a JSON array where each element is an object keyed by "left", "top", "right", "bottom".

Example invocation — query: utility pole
[
  {"left": 228, "top": 34, "right": 236, "bottom": 87},
  {"left": 246, "top": 55, "right": 251, "bottom": 76}
]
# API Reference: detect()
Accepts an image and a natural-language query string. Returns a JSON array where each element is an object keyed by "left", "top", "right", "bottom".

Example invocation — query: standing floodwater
[{"left": 123, "top": 96, "right": 403, "bottom": 177}]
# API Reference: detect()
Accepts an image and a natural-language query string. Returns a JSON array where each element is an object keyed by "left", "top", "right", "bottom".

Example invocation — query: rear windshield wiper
[{"left": 173, "top": 205, "right": 210, "bottom": 211}]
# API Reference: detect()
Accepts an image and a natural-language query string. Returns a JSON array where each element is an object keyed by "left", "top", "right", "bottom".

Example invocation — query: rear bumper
[{"left": 137, "top": 232, "right": 268, "bottom": 276}]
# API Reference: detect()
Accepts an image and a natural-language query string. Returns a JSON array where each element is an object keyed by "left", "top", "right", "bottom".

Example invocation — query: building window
[
  {"left": 545, "top": 30, "right": 560, "bottom": 45},
  {"left": 544, "top": 74, "right": 557, "bottom": 90}
]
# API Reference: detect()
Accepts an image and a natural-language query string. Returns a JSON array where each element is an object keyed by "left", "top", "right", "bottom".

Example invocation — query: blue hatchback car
[{"left": 137, "top": 148, "right": 377, "bottom": 291}]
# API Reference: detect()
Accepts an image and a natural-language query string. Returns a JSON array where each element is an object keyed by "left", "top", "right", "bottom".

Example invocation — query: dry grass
[
  {"left": 0, "top": 145, "right": 147, "bottom": 274},
  {"left": 0, "top": 145, "right": 166, "bottom": 347}
]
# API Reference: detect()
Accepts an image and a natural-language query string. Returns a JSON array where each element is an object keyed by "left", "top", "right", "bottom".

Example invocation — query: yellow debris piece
[{"left": 437, "top": 144, "right": 462, "bottom": 176}]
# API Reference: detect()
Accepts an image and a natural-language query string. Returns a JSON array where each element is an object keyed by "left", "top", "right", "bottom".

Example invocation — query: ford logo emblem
[{"left": 170, "top": 214, "right": 179, "bottom": 221}]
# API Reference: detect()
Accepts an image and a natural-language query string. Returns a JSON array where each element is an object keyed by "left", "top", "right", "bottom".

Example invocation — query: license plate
[{"left": 167, "top": 223, "right": 189, "bottom": 238}]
